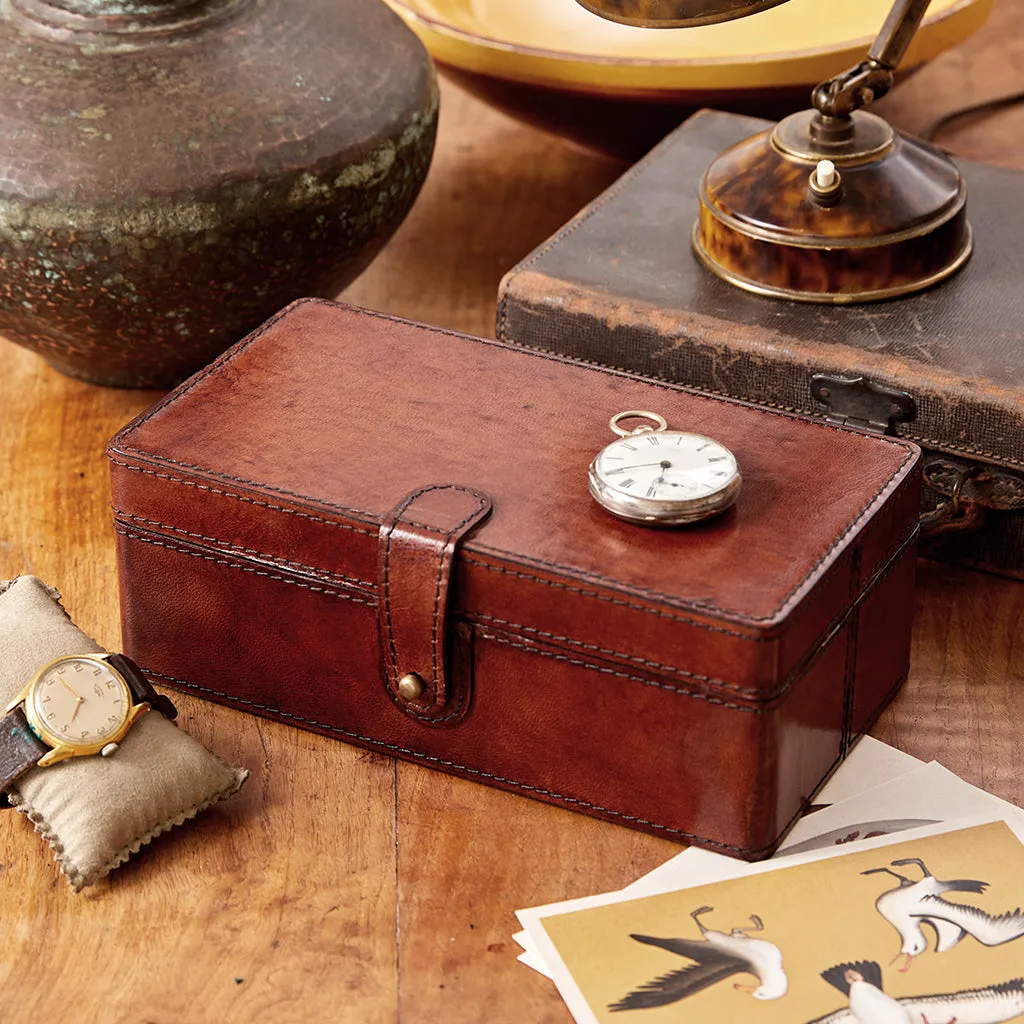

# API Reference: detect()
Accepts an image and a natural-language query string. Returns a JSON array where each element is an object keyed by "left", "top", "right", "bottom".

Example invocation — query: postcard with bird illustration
[
  {"left": 528, "top": 816, "right": 1024, "bottom": 1024},
  {"left": 777, "top": 762, "right": 1024, "bottom": 857}
]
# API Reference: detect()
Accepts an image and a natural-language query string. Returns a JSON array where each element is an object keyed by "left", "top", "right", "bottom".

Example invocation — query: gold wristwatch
[{"left": 0, "top": 653, "right": 177, "bottom": 795}]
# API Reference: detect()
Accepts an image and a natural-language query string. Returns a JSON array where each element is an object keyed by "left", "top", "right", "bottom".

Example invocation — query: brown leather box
[
  {"left": 107, "top": 299, "right": 921, "bottom": 859},
  {"left": 497, "top": 110, "right": 1024, "bottom": 580}
]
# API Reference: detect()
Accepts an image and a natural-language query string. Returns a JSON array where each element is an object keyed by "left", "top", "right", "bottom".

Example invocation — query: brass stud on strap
[{"left": 397, "top": 672, "right": 425, "bottom": 702}]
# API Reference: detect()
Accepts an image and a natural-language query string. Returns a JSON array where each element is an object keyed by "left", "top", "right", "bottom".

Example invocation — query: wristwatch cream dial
[
  {"left": 26, "top": 657, "right": 131, "bottom": 749},
  {"left": 589, "top": 412, "right": 741, "bottom": 526}
]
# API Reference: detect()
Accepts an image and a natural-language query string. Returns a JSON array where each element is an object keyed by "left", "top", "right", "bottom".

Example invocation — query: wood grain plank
[
  {"left": 392, "top": 770, "right": 679, "bottom": 1024},
  {"left": 875, "top": 559, "right": 1024, "bottom": 803}
]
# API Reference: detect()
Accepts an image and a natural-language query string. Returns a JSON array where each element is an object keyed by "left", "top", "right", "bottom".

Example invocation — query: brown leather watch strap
[
  {"left": 0, "top": 705, "right": 50, "bottom": 802},
  {"left": 107, "top": 653, "right": 177, "bottom": 720},
  {"left": 378, "top": 484, "right": 492, "bottom": 725}
]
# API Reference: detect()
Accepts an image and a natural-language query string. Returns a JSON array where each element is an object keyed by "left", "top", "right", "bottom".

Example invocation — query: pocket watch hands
[{"left": 608, "top": 460, "right": 673, "bottom": 473}]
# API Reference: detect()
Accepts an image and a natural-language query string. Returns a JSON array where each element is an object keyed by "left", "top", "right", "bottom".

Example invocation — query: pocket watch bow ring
[{"left": 589, "top": 411, "right": 741, "bottom": 526}]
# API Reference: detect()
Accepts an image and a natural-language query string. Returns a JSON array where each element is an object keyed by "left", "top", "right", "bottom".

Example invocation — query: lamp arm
[
  {"left": 812, "top": 0, "right": 932, "bottom": 119},
  {"left": 870, "top": 0, "right": 933, "bottom": 68}
]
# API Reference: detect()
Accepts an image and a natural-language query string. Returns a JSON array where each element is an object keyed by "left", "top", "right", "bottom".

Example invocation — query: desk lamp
[{"left": 572, "top": 0, "right": 970, "bottom": 303}]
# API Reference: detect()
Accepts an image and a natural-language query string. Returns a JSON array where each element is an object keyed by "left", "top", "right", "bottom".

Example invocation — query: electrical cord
[{"left": 920, "top": 88, "right": 1024, "bottom": 142}]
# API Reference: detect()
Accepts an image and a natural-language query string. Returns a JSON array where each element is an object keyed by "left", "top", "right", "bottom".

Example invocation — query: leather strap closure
[{"left": 378, "top": 485, "right": 492, "bottom": 725}]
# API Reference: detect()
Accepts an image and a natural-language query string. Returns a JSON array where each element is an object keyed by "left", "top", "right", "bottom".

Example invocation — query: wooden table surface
[{"left": 1, "top": 7, "right": 1023, "bottom": 1020}]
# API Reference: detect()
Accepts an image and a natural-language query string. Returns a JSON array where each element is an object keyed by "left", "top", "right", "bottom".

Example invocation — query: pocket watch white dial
[{"left": 589, "top": 410, "right": 741, "bottom": 526}]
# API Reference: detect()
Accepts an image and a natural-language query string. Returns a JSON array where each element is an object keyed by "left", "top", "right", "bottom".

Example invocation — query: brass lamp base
[{"left": 693, "top": 109, "right": 972, "bottom": 304}]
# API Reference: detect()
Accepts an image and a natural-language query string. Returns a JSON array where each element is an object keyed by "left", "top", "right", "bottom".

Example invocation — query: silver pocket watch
[{"left": 588, "top": 411, "right": 741, "bottom": 526}]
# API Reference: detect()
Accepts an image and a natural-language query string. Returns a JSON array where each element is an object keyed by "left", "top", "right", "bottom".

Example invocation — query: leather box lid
[
  {"left": 497, "top": 109, "right": 1024, "bottom": 475},
  {"left": 108, "top": 299, "right": 920, "bottom": 700}
]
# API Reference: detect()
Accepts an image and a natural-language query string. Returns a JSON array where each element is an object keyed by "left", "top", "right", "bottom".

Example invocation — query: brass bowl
[{"left": 385, "top": 0, "right": 992, "bottom": 160}]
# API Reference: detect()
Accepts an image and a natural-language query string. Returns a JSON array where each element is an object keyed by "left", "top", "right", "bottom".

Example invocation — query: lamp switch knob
[
  {"left": 809, "top": 159, "right": 842, "bottom": 204},
  {"left": 815, "top": 159, "right": 837, "bottom": 189}
]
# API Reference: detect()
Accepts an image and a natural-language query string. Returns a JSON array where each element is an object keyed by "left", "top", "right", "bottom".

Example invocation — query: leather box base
[
  {"left": 497, "top": 109, "right": 1024, "bottom": 581},
  {"left": 108, "top": 300, "right": 921, "bottom": 859}
]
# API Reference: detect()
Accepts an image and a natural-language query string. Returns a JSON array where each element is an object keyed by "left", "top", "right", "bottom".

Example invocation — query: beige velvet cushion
[{"left": 0, "top": 576, "right": 248, "bottom": 890}]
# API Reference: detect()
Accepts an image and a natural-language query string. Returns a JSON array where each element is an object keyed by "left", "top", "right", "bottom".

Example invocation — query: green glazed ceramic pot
[{"left": 0, "top": 0, "right": 438, "bottom": 386}]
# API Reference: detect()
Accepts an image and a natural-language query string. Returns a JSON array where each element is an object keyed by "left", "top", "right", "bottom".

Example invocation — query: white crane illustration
[
  {"left": 863, "top": 857, "right": 1024, "bottom": 971},
  {"left": 607, "top": 904, "right": 787, "bottom": 1012},
  {"left": 807, "top": 960, "right": 1024, "bottom": 1024}
]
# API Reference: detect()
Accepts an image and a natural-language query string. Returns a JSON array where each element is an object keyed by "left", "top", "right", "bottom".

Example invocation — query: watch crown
[{"left": 100, "top": 743, "right": 119, "bottom": 758}]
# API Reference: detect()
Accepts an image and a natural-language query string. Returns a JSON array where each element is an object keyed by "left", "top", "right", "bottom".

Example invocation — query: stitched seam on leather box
[
  {"left": 381, "top": 521, "right": 400, "bottom": 689},
  {"left": 463, "top": 612, "right": 743, "bottom": 691},
  {"left": 477, "top": 528, "right": 915, "bottom": 706},
  {"left": 841, "top": 545, "right": 863, "bottom": 753},
  {"left": 431, "top": 531, "right": 446, "bottom": 704},
  {"left": 482, "top": 605, "right": 837, "bottom": 710},
  {"left": 469, "top": 452, "right": 913, "bottom": 625},
  {"left": 115, "top": 510, "right": 915, "bottom": 705},
  {"left": 113, "top": 495, "right": 761, "bottom": 641},
  {"left": 112, "top": 503, "right": 902, "bottom": 650},
  {"left": 117, "top": 442, "right": 913, "bottom": 625},
  {"left": 430, "top": 490, "right": 490, "bottom": 709},
  {"left": 118, "top": 451, "right": 374, "bottom": 520},
  {"left": 114, "top": 528, "right": 377, "bottom": 608},
  {"left": 477, "top": 633, "right": 761, "bottom": 713},
  {"left": 110, "top": 300, "right": 917, "bottom": 622},
  {"left": 115, "top": 528, "right": 773, "bottom": 703},
  {"left": 109, "top": 459, "right": 377, "bottom": 537},
  {"left": 143, "top": 666, "right": 774, "bottom": 856},
  {"left": 113, "top": 511, "right": 372, "bottom": 589},
  {"left": 467, "top": 543, "right": 854, "bottom": 635},
  {"left": 110, "top": 456, "right": 758, "bottom": 634},
  {"left": 116, "top": 492, "right": 907, "bottom": 637},
  {"left": 111, "top": 522, "right": 738, "bottom": 688}
]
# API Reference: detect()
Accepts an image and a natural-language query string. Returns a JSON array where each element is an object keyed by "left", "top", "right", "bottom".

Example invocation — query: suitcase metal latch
[{"left": 810, "top": 374, "right": 917, "bottom": 436}]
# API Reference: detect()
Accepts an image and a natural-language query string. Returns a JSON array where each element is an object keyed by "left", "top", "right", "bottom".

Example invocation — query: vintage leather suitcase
[
  {"left": 497, "top": 109, "right": 1024, "bottom": 580},
  {"left": 108, "top": 299, "right": 921, "bottom": 859}
]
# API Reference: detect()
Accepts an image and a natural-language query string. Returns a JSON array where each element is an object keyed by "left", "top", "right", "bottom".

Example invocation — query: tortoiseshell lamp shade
[{"left": 693, "top": 110, "right": 972, "bottom": 304}]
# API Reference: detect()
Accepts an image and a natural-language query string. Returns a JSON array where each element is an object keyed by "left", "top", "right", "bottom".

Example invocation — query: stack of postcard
[{"left": 514, "top": 738, "right": 1024, "bottom": 1023}]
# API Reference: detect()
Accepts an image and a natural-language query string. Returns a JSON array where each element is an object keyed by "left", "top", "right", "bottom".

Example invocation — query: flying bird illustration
[
  {"left": 607, "top": 904, "right": 788, "bottom": 1012},
  {"left": 806, "top": 959, "right": 1024, "bottom": 1024},
  {"left": 863, "top": 857, "right": 1024, "bottom": 971}
]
